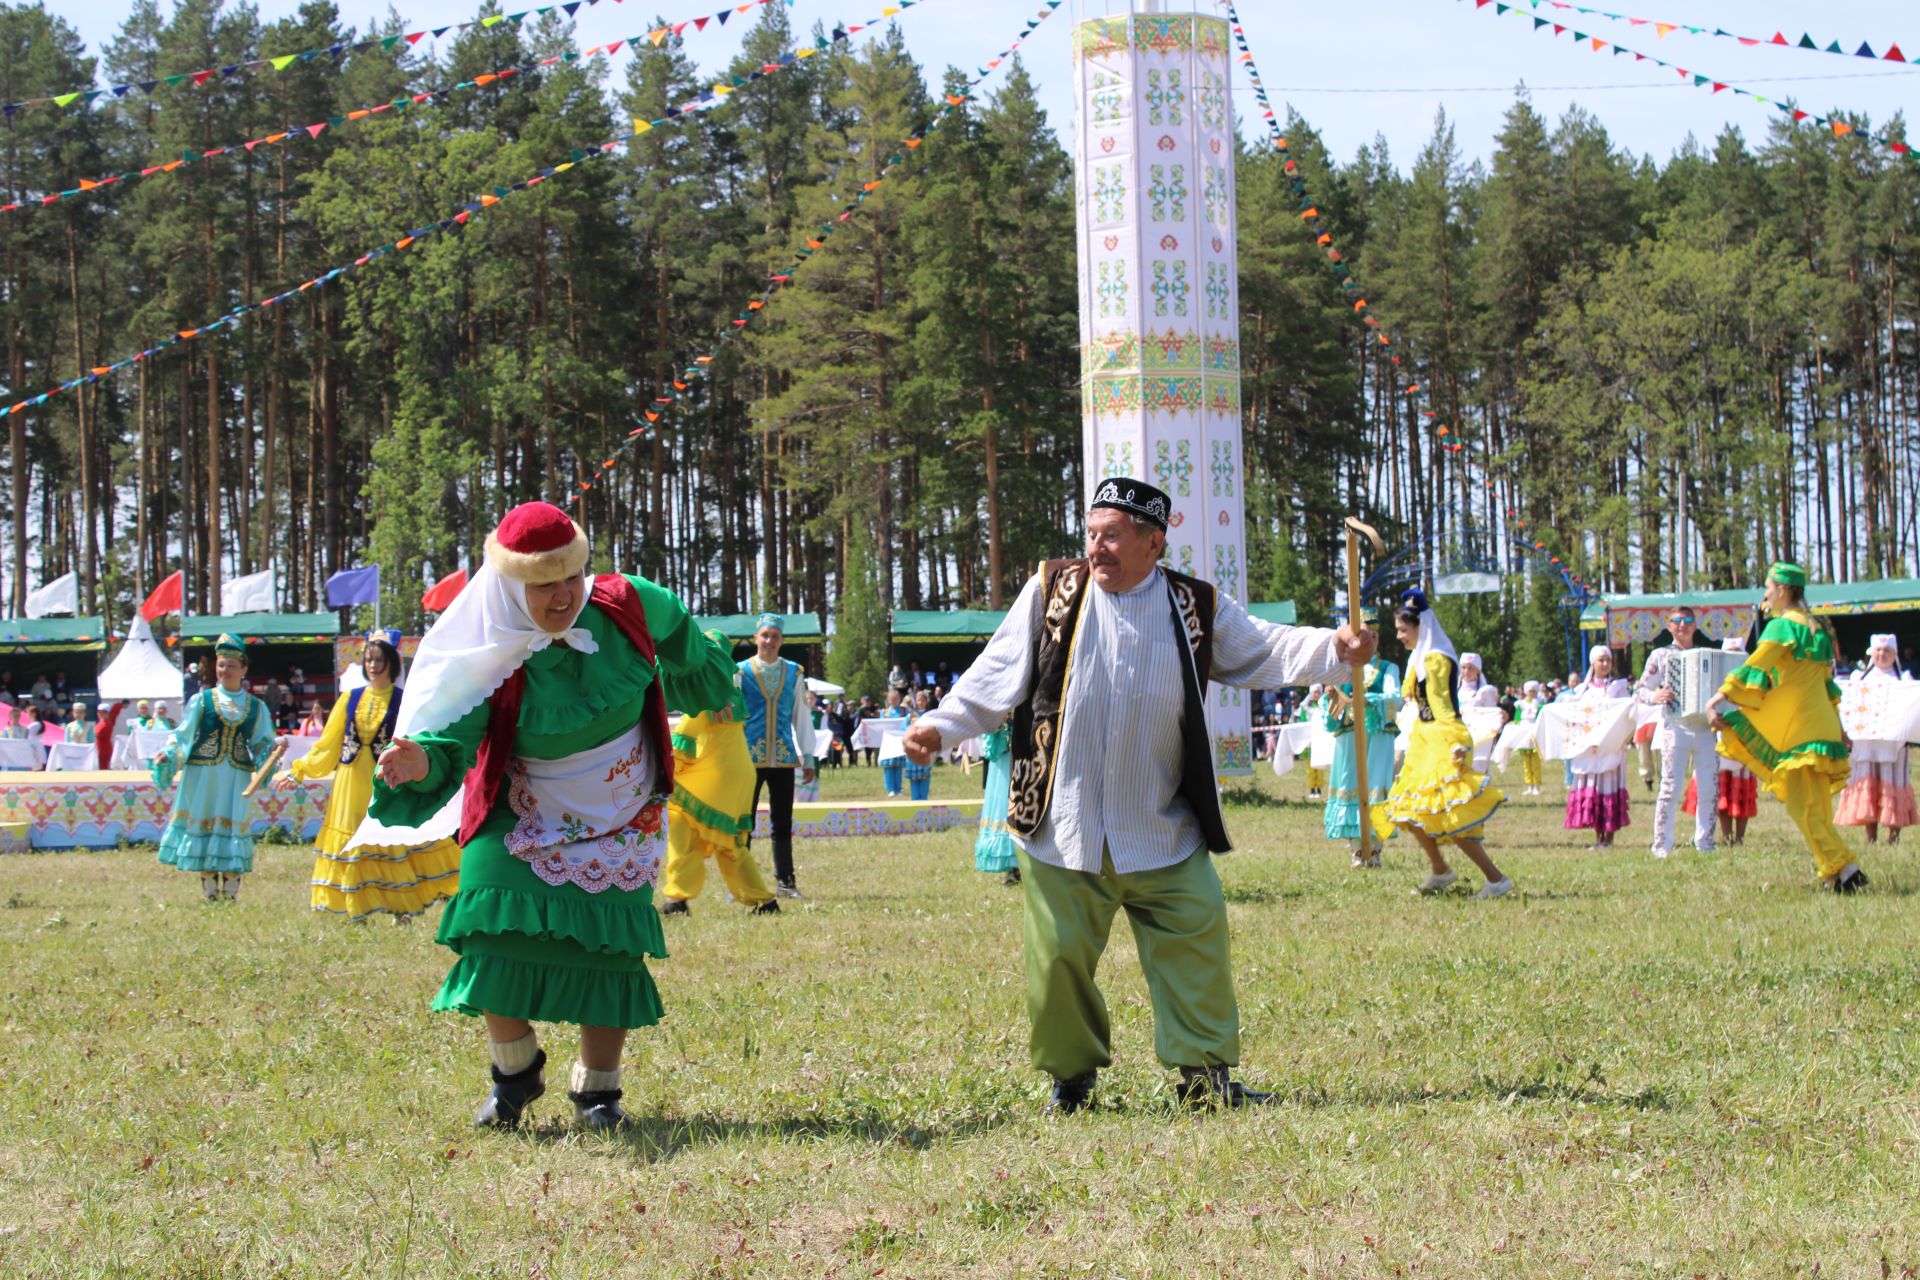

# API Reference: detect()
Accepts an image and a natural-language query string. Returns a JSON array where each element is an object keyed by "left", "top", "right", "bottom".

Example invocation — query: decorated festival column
[{"left": 1073, "top": 2, "right": 1249, "bottom": 773}]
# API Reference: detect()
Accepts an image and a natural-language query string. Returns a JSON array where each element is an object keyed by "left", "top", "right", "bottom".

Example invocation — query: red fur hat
[{"left": 485, "top": 502, "right": 589, "bottom": 583}]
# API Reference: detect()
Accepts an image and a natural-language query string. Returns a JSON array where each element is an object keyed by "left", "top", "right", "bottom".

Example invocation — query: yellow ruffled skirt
[
  {"left": 1374, "top": 719, "right": 1504, "bottom": 846},
  {"left": 311, "top": 839, "right": 462, "bottom": 921},
  {"left": 305, "top": 754, "right": 461, "bottom": 920}
]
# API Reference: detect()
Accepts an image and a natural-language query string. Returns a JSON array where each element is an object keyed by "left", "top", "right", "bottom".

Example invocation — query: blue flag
[{"left": 325, "top": 565, "right": 380, "bottom": 607}]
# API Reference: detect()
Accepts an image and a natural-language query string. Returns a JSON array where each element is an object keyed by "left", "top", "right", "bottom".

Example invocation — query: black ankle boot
[
  {"left": 1047, "top": 1069, "right": 1097, "bottom": 1115},
  {"left": 568, "top": 1088, "right": 628, "bottom": 1131},
  {"left": 1178, "top": 1065, "right": 1275, "bottom": 1110},
  {"left": 474, "top": 1050, "right": 547, "bottom": 1129}
]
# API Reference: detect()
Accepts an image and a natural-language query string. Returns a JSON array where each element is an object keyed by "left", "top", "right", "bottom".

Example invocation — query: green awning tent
[
  {"left": 1247, "top": 601, "right": 1298, "bottom": 626},
  {"left": 179, "top": 613, "right": 342, "bottom": 643},
  {"left": 1583, "top": 579, "right": 1920, "bottom": 654},
  {"left": 0, "top": 617, "right": 109, "bottom": 653},
  {"left": 891, "top": 610, "right": 1007, "bottom": 642},
  {"left": 696, "top": 612, "right": 824, "bottom": 642}
]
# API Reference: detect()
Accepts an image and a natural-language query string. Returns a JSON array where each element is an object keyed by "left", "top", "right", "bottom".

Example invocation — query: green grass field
[{"left": 3, "top": 759, "right": 1917, "bottom": 1278}]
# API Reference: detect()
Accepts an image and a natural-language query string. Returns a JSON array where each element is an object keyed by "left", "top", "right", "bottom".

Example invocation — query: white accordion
[{"left": 1670, "top": 649, "right": 1744, "bottom": 727}]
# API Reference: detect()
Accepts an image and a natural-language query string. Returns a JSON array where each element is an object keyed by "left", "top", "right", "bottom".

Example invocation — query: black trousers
[{"left": 751, "top": 766, "right": 797, "bottom": 885}]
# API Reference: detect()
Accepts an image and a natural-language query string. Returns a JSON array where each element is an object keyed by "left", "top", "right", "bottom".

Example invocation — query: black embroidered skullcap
[{"left": 1088, "top": 477, "right": 1172, "bottom": 533}]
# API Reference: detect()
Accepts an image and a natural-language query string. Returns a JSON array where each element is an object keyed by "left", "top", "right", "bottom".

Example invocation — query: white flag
[
  {"left": 221, "top": 567, "right": 276, "bottom": 615},
  {"left": 24, "top": 571, "right": 78, "bottom": 618}
]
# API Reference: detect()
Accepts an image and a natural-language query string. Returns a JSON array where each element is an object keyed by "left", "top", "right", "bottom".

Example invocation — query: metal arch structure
[{"left": 1356, "top": 505, "right": 1596, "bottom": 677}]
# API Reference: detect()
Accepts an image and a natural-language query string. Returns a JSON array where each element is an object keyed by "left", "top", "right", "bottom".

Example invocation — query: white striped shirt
[{"left": 922, "top": 567, "right": 1345, "bottom": 874}]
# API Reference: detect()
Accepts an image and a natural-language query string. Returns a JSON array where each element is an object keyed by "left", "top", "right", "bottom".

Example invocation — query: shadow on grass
[
  {"left": 1220, "top": 883, "right": 1307, "bottom": 906},
  {"left": 516, "top": 1107, "right": 1024, "bottom": 1161},
  {"left": 1220, "top": 785, "right": 1300, "bottom": 810},
  {"left": 1284, "top": 1077, "right": 1681, "bottom": 1112}
]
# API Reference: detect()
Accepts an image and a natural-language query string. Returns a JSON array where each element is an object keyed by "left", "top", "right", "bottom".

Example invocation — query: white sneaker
[
  {"left": 1474, "top": 877, "right": 1514, "bottom": 900},
  {"left": 1651, "top": 847, "right": 1671, "bottom": 860},
  {"left": 1415, "top": 869, "right": 1458, "bottom": 895}
]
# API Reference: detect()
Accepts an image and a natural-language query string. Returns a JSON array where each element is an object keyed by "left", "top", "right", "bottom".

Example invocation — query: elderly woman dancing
[{"left": 360, "top": 502, "right": 737, "bottom": 1130}]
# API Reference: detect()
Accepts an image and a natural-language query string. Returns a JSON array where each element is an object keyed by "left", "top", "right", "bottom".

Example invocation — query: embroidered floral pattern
[
  {"left": 1145, "top": 68, "right": 1183, "bottom": 126},
  {"left": 1096, "top": 261, "right": 1129, "bottom": 318},
  {"left": 1093, "top": 163, "right": 1126, "bottom": 225},
  {"left": 1148, "top": 164, "right": 1187, "bottom": 222},
  {"left": 1204, "top": 261, "right": 1230, "bottom": 320},
  {"left": 1151, "top": 260, "right": 1189, "bottom": 318},
  {"left": 1154, "top": 439, "right": 1194, "bottom": 496},
  {"left": 1090, "top": 69, "right": 1127, "bottom": 126},
  {"left": 503, "top": 761, "right": 667, "bottom": 895},
  {"left": 1199, "top": 68, "right": 1226, "bottom": 131}
]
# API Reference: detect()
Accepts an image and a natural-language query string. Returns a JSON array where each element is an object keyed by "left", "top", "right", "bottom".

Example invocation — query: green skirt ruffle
[{"left": 431, "top": 810, "right": 669, "bottom": 1029}]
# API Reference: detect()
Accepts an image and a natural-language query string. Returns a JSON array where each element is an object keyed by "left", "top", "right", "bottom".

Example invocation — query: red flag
[
  {"left": 140, "top": 570, "right": 183, "bottom": 622},
  {"left": 422, "top": 568, "right": 468, "bottom": 612}
]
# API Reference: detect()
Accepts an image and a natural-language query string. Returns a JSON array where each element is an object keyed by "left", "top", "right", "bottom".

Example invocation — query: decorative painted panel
[{"left": 1075, "top": 8, "right": 1246, "bottom": 772}]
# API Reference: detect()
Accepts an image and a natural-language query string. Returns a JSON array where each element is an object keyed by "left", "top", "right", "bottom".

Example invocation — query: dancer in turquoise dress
[
  {"left": 973, "top": 723, "right": 1018, "bottom": 883},
  {"left": 151, "top": 633, "right": 279, "bottom": 903},
  {"left": 903, "top": 690, "right": 934, "bottom": 800},
  {"left": 1323, "top": 658, "right": 1401, "bottom": 865}
]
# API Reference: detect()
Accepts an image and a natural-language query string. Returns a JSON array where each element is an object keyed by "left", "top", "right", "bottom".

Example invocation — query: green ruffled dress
[{"left": 370, "top": 574, "right": 736, "bottom": 1029}]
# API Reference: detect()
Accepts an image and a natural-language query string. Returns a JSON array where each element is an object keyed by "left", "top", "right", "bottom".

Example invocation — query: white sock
[
  {"left": 570, "top": 1061, "right": 622, "bottom": 1093},
  {"left": 488, "top": 1030, "right": 541, "bottom": 1076}
]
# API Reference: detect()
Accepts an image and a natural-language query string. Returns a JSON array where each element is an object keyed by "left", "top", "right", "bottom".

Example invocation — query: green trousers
[{"left": 1020, "top": 846, "right": 1240, "bottom": 1079}]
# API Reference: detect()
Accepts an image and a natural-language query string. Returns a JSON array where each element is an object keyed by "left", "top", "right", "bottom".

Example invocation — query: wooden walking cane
[{"left": 1344, "top": 518, "right": 1387, "bottom": 860}]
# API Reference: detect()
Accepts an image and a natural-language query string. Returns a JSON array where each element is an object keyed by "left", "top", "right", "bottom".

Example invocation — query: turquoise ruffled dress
[
  {"left": 973, "top": 725, "right": 1017, "bottom": 873},
  {"left": 369, "top": 575, "right": 735, "bottom": 1030},
  {"left": 152, "top": 688, "right": 277, "bottom": 875}
]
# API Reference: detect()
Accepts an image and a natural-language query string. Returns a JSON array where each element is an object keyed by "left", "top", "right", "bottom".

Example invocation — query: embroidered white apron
[{"left": 503, "top": 725, "right": 667, "bottom": 893}]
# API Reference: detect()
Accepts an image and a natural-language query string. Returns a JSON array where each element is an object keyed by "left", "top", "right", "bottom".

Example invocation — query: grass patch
[{"left": 3, "top": 760, "right": 1918, "bottom": 1275}]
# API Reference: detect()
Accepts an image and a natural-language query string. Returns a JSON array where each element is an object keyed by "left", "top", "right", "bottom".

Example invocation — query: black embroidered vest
[
  {"left": 339, "top": 685, "right": 401, "bottom": 765},
  {"left": 1408, "top": 654, "right": 1460, "bottom": 723},
  {"left": 1006, "top": 558, "right": 1230, "bottom": 854}
]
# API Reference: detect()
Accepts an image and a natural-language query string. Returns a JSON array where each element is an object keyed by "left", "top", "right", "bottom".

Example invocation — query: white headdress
[{"left": 1400, "top": 590, "right": 1458, "bottom": 672}]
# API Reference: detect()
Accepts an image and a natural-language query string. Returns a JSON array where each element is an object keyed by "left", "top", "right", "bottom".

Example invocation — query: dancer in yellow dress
[
  {"left": 275, "top": 631, "right": 460, "bottom": 921},
  {"left": 658, "top": 632, "right": 781, "bottom": 917},
  {"left": 1373, "top": 589, "right": 1512, "bottom": 899},
  {"left": 1708, "top": 563, "right": 1864, "bottom": 892}
]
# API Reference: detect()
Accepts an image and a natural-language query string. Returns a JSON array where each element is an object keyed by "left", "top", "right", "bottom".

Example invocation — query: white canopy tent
[{"left": 95, "top": 615, "right": 184, "bottom": 703}]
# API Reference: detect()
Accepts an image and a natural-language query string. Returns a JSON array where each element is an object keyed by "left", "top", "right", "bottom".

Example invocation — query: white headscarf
[
  {"left": 1864, "top": 633, "right": 1909, "bottom": 683},
  {"left": 396, "top": 565, "right": 596, "bottom": 741},
  {"left": 1403, "top": 593, "right": 1458, "bottom": 673}
]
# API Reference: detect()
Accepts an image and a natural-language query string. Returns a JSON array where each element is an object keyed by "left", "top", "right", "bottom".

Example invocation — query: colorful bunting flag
[
  {"left": 1513, "top": 1, "right": 1910, "bottom": 66},
  {"left": 3, "top": 0, "right": 787, "bottom": 119},
  {"left": 1462, "top": 0, "right": 1917, "bottom": 164},
  {"left": 1, "top": 0, "right": 942, "bottom": 420},
  {"left": 1233, "top": 1, "right": 1595, "bottom": 594},
  {"left": 7, "top": 0, "right": 794, "bottom": 216}
]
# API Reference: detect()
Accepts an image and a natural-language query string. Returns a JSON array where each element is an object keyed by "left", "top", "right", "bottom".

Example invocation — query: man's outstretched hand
[
  {"left": 1333, "top": 624, "right": 1378, "bottom": 667},
  {"left": 902, "top": 723, "right": 943, "bottom": 765}
]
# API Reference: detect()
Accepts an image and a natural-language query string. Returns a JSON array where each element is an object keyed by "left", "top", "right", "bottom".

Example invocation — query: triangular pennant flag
[
  {"left": 306, "top": 122, "right": 327, "bottom": 138},
  {"left": 1855, "top": 42, "right": 1876, "bottom": 58},
  {"left": 1886, "top": 43, "right": 1907, "bottom": 62},
  {"left": 272, "top": 54, "right": 298, "bottom": 70},
  {"left": 1824, "top": 40, "right": 1843, "bottom": 54}
]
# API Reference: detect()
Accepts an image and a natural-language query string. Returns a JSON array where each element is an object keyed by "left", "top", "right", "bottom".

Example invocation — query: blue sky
[{"left": 51, "top": 0, "right": 1920, "bottom": 170}]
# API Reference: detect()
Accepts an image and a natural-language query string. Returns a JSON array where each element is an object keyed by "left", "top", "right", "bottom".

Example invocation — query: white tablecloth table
[
  {"left": 45, "top": 742, "right": 98, "bottom": 772},
  {"left": 0, "top": 739, "right": 43, "bottom": 770},
  {"left": 280, "top": 733, "right": 324, "bottom": 765}
]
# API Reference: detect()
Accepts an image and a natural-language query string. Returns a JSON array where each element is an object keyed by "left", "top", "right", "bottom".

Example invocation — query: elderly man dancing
[{"left": 904, "top": 478, "right": 1374, "bottom": 1113}]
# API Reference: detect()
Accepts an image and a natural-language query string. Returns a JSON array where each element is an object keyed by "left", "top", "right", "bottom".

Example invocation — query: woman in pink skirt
[
  {"left": 1564, "top": 645, "right": 1635, "bottom": 848},
  {"left": 1836, "top": 633, "right": 1917, "bottom": 844}
]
